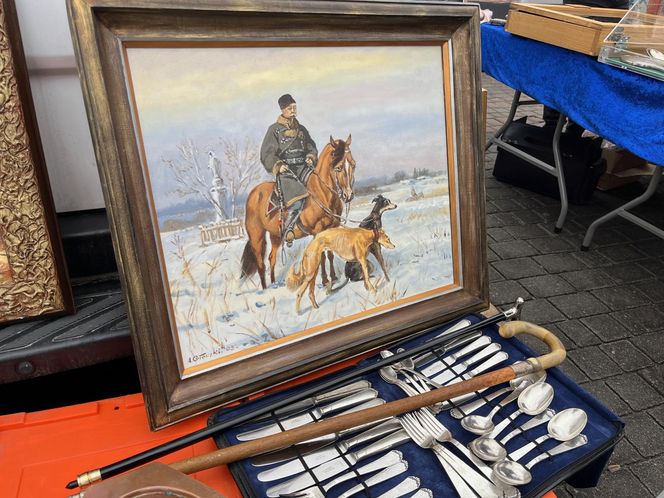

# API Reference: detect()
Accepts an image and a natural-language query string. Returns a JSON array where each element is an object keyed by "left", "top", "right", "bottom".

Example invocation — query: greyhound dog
[
  {"left": 287, "top": 226, "right": 395, "bottom": 313},
  {"left": 344, "top": 194, "right": 397, "bottom": 282}
]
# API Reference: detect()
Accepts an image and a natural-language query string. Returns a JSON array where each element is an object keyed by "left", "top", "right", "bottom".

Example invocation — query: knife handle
[
  {"left": 355, "top": 450, "right": 404, "bottom": 476},
  {"left": 460, "top": 342, "right": 501, "bottom": 370},
  {"left": 352, "top": 430, "right": 410, "bottom": 462},
  {"left": 340, "top": 462, "right": 409, "bottom": 498},
  {"left": 377, "top": 475, "right": 420, "bottom": 498},
  {"left": 466, "top": 351, "right": 509, "bottom": 379},
  {"left": 421, "top": 335, "right": 490, "bottom": 377},
  {"left": 319, "top": 389, "right": 378, "bottom": 416},
  {"left": 323, "top": 450, "right": 404, "bottom": 493},
  {"left": 340, "top": 419, "right": 402, "bottom": 450},
  {"left": 337, "top": 416, "right": 391, "bottom": 437},
  {"left": 413, "top": 330, "right": 480, "bottom": 367},
  {"left": 313, "top": 380, "right": 371, "bottom": 403}
]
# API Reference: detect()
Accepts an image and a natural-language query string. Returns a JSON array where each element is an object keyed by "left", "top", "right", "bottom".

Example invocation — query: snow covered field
[{"left": 160, "top": 175, "right": 456, "bottom": 374}]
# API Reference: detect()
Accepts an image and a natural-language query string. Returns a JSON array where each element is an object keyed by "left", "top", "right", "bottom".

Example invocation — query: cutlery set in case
[{"left": 210, "top": 314, "right": 623, "bottom": 498}]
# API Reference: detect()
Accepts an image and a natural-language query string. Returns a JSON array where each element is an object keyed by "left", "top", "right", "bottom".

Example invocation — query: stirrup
[{"left": 285, "top": 229, "right": 295, "bottom": 247}]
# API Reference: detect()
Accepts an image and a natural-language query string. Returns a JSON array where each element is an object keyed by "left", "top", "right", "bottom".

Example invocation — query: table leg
[
  {"left": 581, "top": 166, "right": 663, "bottom": 250},
  {"left": 485, "top": 90, "right": 521, "bottom": 151},
  {"left": 488, "top": 94, "right": 569, "bottom": 232},
  {"left": 551, "top": 114, "right": 567, "bottom": 233}
]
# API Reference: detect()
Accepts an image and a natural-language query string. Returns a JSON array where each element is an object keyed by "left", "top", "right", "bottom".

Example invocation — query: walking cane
[{"left": 169, "top": 321, "right": 564, "bottom": 474}]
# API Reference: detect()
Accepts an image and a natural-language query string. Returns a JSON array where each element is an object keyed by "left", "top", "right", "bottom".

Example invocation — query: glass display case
[{"left": 598, "top": 0, "right": 664, "bottom": 81}]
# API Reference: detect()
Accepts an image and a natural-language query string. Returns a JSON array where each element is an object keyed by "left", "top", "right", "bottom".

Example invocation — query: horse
[{"left": 241, "top": 135, "right": 356, "bottom": 290}]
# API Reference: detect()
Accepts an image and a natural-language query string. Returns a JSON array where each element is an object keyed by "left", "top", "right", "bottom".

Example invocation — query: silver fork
[
  {"left": 415, "top": 409, "right": 520, "bottom": 498},
  {"left": 399, "top": 369, "right": 520, "bottom": 497},
  {"left": 399, "top": 413, "right": 478, "bottom": 498}
]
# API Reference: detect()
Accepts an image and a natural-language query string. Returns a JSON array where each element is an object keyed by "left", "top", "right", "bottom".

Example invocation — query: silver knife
[
  {"left": 251, "top": 380, "right": 372, "bottom": 422},
  {"left": 429, "top": 342, "right": 501, "bottom": 384},
  {"left": 257, "top": 418, "right": 403, "bottom": 481},
  {"left": 445, "top": 350, "right": 509, "bottom": 384},
  {"left": 267, "top": 430, "right": 410, "bottom": 497},
  {"left": 336, "top": 462, "right": 410, "bottom": 498},
  {"left": 269, "top": 450, "right": 404, "bottom": 497},
  {"left": 421, "top": 335, "right": 492, "bottom": 377},
  {"left": 377, "top": 476, "right": 420, "bottom": 498},
  {"left": 412, "top": 319, "right": 476, "bottom": 366},
  {"left": 236, "top": 388, "right": 379, "bottom": 441},
  {"left": 435, "top": 351, "right": 510, "bottom": 409}
]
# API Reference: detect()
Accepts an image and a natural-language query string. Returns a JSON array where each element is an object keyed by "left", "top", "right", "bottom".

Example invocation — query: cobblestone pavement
[{"left": 482, "top": 74, "right": 664, "bottom": 498}]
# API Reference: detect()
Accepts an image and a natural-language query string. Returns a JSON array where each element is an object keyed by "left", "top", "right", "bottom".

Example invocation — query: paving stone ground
[{"left": 482, "top": 75, "right": 664, "bottom": 498}]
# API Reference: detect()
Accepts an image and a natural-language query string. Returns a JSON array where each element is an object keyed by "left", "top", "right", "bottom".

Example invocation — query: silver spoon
[
  {"left": 508, "top": 408, "right": 588, "bottom": 462},
  {"left": 469, "top": 436, "right": 507, "bottom": 462},
  {"left": 451, "top": 371, "right": 546, "bottom": 419},
  {"left": 469, "top": 409, "right": 556, "bottom": 462},
  {"left": 461, "top": 382, "right": 554, "bottom": 435},
  {"left": 500, "top": 408, "right": 556, "bottom": 445},
  {"left": 493, "top": 434, "right": 588, "bottom": 486},
  {"left": 380, "top": 349, "right": 443, "bottom": 389}
]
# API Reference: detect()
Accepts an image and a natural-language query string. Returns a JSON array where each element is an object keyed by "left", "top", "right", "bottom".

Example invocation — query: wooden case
[{"left": 506, "top": 3, "right": 663, "bottom": 56}]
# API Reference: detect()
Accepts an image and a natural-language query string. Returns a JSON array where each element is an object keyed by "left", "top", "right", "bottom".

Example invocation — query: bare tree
[
  {"left": 163, "top": 138, "right": 228, "bottom": 221},
  {"left": 219, "top": 136, "right": 265, "bottom": 218},
  {"left": 163, "top": 136, "right": 265, "bottom": 221}
]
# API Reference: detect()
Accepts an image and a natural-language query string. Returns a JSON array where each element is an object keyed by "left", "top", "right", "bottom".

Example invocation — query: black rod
[{"left": 66, "top": 300, "right": 521, "bottom": 489}]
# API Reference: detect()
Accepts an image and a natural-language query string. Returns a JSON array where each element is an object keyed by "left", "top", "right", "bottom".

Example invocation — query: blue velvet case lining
[{"left": 211, "top": 315, "right": 623, "bottom": 497}]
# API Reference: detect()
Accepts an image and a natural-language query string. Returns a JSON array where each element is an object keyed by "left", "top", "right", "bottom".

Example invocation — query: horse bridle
[{"left": 331, "top": 146, "right": 356, "bottom": 203}]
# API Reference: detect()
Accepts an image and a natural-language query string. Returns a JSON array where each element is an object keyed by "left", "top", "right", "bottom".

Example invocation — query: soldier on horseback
[{"left": 260, "top": 94, "right": 318, "bottom": 247}]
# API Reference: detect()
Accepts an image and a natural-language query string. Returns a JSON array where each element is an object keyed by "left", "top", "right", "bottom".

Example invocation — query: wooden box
[{"left": 505, "top": 4, "right": 662, "bottom": 56}]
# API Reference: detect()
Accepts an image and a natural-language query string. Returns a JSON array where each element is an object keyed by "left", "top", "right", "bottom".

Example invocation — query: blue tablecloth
[{"left": 481, "top": 24, "right": 664, "bottom": 167}]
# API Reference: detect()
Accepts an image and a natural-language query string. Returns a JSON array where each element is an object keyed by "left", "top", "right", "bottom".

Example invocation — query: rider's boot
[{"left": 283, "top": 199, "right": 304, "bottom": 247}]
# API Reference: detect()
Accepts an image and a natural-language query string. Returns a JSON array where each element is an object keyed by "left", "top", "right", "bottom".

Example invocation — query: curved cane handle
[{"left": 499, "top": 320, "right": 566, "bottom": 371}]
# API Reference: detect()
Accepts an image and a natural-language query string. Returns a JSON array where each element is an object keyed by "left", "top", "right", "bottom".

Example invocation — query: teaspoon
[
  {"left": 451, "top": 371, "right": 546, "bottom": 419},
  {"left": 469, "top": 409, "right": 556, "bottom": 462},
  {"left": 462, "top": 382, "right": 554, "bottom": 435},
  {"left": 493, "top": 434, "right": 588, "bottom": 486},
  {"left": 508, "top": 407, "right": 588, "bottom": 462}
]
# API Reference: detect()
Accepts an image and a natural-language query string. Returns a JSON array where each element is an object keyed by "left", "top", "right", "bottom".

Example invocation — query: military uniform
[{"left": 260, "top": 115, "right": 318, "bottom": 208}]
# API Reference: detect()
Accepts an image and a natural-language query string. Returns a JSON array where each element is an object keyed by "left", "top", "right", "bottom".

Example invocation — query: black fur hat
[{"left": 278, "top": 94, "right": 296, "bottom": 109}]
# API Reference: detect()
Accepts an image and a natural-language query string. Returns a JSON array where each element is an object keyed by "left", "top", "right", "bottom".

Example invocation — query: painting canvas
[
  {"left": 0, "top": 236, "right": 13, "bottom": 285},
  {"left": 124, "top": 43, "right": 459, "bottom": 377},
  {"left": 69, "top": 0, "right": 486, "bottom": 427}
]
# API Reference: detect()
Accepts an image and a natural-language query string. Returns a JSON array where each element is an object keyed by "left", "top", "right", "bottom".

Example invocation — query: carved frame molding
[{"left": 0, "top": 0, "right": 73, "bottom": 324}]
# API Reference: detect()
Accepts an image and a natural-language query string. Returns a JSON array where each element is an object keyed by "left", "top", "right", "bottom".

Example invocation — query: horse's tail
[
  {"left": 240, "top": 241, "right": 258, "bottom": 280},
  {"left": 286, "top": 261, "right": 304, "bottom": 291}
]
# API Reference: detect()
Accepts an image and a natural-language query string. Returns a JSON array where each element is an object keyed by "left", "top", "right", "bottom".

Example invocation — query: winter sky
[{"left": 125, "top": 44, "right": 450, "bottom": 209}]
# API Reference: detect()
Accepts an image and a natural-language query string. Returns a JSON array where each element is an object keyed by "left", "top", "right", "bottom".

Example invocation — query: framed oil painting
[
  {"left": 68, "top": 0, "right": 487, "bottom": 429},
  {"left": 0, "top": 0, "right": 73, "bottom": 324}
]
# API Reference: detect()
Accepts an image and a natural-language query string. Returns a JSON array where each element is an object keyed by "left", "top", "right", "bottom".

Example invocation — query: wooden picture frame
[
  {"left": 0, "top": 0, "right": 74, "bottom": 324},
  {"left": 67, "top": 0, "right": 487, "bottom": 429}
]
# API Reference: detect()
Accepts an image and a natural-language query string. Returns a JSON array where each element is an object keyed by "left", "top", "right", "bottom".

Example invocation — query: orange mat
[
  {"left": 1, "top": 359, "right": 559, "bottom": 498},
  {"left": 0, "top": 393, "right": 241, "bottom": 498}
]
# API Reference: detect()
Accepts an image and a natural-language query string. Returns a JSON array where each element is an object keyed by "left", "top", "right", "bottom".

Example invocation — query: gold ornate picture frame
[
  {"left": 0, "top": 0, "right": 73, "bottom": 324},
  {"left": 68, "top": 0, "right": 487, "bottom": 429}
]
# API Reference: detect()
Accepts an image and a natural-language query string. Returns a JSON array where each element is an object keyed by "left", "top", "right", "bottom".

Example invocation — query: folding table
[{"left": 481, "top": 24, "right": 664, "bottom": 248}]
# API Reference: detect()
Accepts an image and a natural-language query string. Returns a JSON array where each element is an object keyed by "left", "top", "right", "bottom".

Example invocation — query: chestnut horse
[{"left": 241, "top": 135, "right": 356, "bottom": 290}]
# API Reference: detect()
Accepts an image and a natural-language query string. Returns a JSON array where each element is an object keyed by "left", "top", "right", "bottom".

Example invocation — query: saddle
[{"left": 266, "top": 189, "right": 281, "bottom": 217}]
